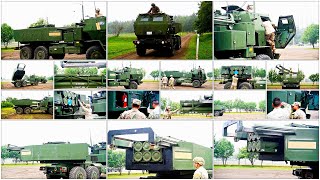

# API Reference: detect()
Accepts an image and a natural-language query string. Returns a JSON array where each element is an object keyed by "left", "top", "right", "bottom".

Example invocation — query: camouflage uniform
[
  {"left": 262, "top": 20, "right": 276, "bottom": 52},
  {"left": 230, "top": 75, "right": 238, "bottom": 90},
  {"left": 267, "top": 102, "right": 291, "bottom": 119},
  {"left": 148, "top": 4, "right": 160, "bottom": 14},
  {"left": 290, "top": 102, "right": 307, "bottom": 119},
  {"left": 118, "top": 99, "right": 147, "bottom": 119},
  {"left": 78, "top": 100, "right": 93, "bottom": 119},
  {"left": 95, "top": 8, "right": 102, "bottom": 17},
  {"left": 168, "top": 76, "right": 175, "bottom": 89},
  {"left": 193, "top": 157, "right": 208, "bottom": 179},
  {"left": 162, "top": 76, "right": 168, "bottom": 89},
  {"left": 148, "top": 105, "right": 161, "bottom": 119},
  {"left": 163, "top": 107, "right": 179, "bottom": 119}
]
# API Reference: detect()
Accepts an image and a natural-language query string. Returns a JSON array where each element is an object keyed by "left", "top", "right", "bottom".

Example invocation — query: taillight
[{"left": 60, "top": 167, "right": 68, "bottom": 173}]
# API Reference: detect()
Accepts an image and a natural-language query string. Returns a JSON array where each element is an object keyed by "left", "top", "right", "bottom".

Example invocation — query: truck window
[
  {"left": 153, "top": 17, "right": 164, "bottom": 22},
  {"left": 140, "top": 17, "right": 149, "bottom": 22},
  {"left": 281, "top": 19, "right": 289, "bottom": 24}
]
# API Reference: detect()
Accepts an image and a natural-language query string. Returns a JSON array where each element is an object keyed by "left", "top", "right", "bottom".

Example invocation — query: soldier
[
  {"left": 230, "top": 74, "right": 238, "bottom": 90},
  {"left": 118, "top": 99, "right": 147, "bottom": 119},
  {"left": 147, "top": 100, "right": 161, "bottom": 119},
  {"left": 162, "top": 74, "right": 168, "bottom": 89},
  {"left": 168, "top": 75, "right": 175, "bottom": 89},
  {"left": 198, "top": 66, "right": 202, "bottom": 78},
  {"left": 262, "top": 19, "right": 276, "bottom": 53},
  {"left": 267, "top": 97, "right": 291, "bottom": 119},
  {"left": 163, "top": 106, "right": 179, "bottom": 119},
  {"left": 290, "top": 102, "right": 307, "bottom": 119},
  {"left": 95, "top": 8, "right": 102, "bottom": 17},
  {"left": 192, "top": 157, "right": 209, "bottom": 179},
  {"left": 78, "top": 100, "right": 93, "bottom": 119},
  {"left": 148, "top": 3, "right": 160, "bottom": 15}
]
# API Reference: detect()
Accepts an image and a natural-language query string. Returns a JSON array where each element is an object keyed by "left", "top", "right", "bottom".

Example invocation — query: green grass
[
  {"left": 186, "top": 33, "right": 212, "bottom": 60},
  {"left": 1, "top": 107, "right": 15, "bottom": 118},
  {"left": 108, "top": 173, "right": 156, "bottom": 179},
  {"left": 224, "top": 112, "right": 264, "bottom": 114},
  {"left": 108, "top": 33, "right": 137, "bottom": 59},
  {"left": 2, "top": 163, "right": 49, "bottom": 167},
  {"left": 1, "top": 47, "right": 15, "bottom": 52},
  {"left": 267, "top": 82, "right": 319, "bottom": 89},
  {"left": 214, "top": 165, "right": 303, "bottom": 170}
]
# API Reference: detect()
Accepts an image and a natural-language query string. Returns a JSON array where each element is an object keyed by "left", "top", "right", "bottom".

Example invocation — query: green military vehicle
[
  {"left": 224, "top": 121, "right": 319, "bottom": 179},
  {"left": 11, "top": 63, "right": 48, "bottom": 88},
  {"left": 275, "top": 64, "right": 302, "bottom": 89},
  {"left": 180, "top": 95, "right": 213, "bottom": 115},
  {"left": 214, "top": 105, "right": 225, "bottom": 116},
  {"left": 267, "top": 91, "right": 319, "bottom": 119},
  {"left": 14, "top": 16, "right": 106, "bottom": 59},
  {"left": 8, "top": 141, "right": 106, "bottom": 179},
  {"left": 108, "top": 91, "right": 159, "bottom": 119},
  {"left": 108, "top": 67, "right": 144, "bottom": 89},
  {"left": 162, "top": 68, "right": 207, "bottom": 88},
  {"left": 214, "top": 5, "right": 295, "bottom": 59},
  {"left": 54, "top": 61, "right": 106, "bottom": 89},
  {"left": 108, "top": 127, "right": 212, "bottom": 178},
  {"left": 220, "top": 65, "right": 266, "bottom": 89},
  {"left": 11, "top": 96, "right": 53, "bottom": 115},
  {"left": 133, "top": 13, "right": 182, "bottom": 56}
]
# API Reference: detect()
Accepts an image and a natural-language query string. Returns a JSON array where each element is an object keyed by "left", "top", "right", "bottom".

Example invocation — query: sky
[
  {"left": 214, "top": 120, "right": 319, "bottom": 153},
  {"left": 2, "top": 2, "right": 107, "bottom": 29},
  {"left": 1, "top": 90, "right": 53, "bottom": 100},
  {"left": 161, "top": 61, "right": 212, "bottom": 73},
  {"left": 2, "top": 121, "right": 106, "bottom": 146},
  {"left": 55, "top": 61, "right": 105, "bottom": 74},
  {"left": 267, "top": 61, "right": 318, "bottom": 78},
  {"left": 161, "top": 90, "right": 212, "bottom": 103},
  {"left": 108, "top": 61, "right": 159, "bottom": 80},
  {"left": 214, "top": 1, "right": 319, "bottom": 29},
  {"left": 108, "top": 121, "right": 213, "bottom": 148},
  {"left": 214, "top": 60, "right": 265, "bottom": 69},
  {"left": 214, "top": 91, "right": 265, "bottom": 103},
  {"left": 2, "top": 61, "right": 53, "bottom": 80},
  {"left": 108, "top": 2, "right": 200, "bottom": 22}
]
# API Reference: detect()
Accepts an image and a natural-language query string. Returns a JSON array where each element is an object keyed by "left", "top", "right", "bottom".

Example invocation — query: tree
[
  {"left": 237, "top": 147, "right": 258, "bottom": 166},
  {"left": 213, "top": 68, "right": 221, "bottom": 79},
  {"left": 207, "top": 72, "right": 213, "bottom": 80},
  {"left": 233, "top": 98, "right": 245, "bottom": 112},
  {"left": 150, "top": 70, "right": 159, "bottom": 80},
  {"left": 309, "top": 73, "right": 319, "bottom": 85},
  {"left": 64, "top": 67, "right": 98, "bottom": 76},
  {"left": 223, "top": 100, "right": 233, "bottom": 112},
  {"left": 297, "top": 70, "right": 305, "bottom": 82},
  {"left": 259, "top": 100, "right": 266, "bottom": 112},
  {"left": 1, "top": 23, "right": 14, "bottom": 49},
  {"left": 54, "top": 64, "right": 59, "bottom": 75},
  {"left": 302, "top": 24, "right": 319, "bottom": 48},
  {"left": 110, "top": 21, "right": 124, "bottom": 37},
  {"left": 268, "top": 69, "right": 278, "bottom": 85},
  {"left": 108, "top": 150, "right": 125, "bottom": 175},
  {"left": 29, "top": 18, "right": 48, "bottom": 27},
  {"left": 214, "top": 138, "right": 234, "bottom": 166},
  {"left": 195, "top": 1, "right": 212, "bottom": 33},
  {"left": 252, "top": 68, "right": 266, "bottom": 79},
  {"left": 1, "top": 146, "right": 19, "bottom": 164},
  {"left": 246, "top": 102, "right": 257, "bottom": 113}
]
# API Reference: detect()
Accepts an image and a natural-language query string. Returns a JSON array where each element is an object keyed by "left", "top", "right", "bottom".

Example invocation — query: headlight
[
  {"left": 137, "top": 41, "right": 140, "bottom": 44},
  {"left": 161, "top": 41, "right": 165, "bottom": 44}
]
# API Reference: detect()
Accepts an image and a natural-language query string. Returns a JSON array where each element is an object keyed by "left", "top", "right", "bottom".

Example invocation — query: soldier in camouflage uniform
[
  {"left": 148, "top": 3, "right": 160, "bottom": 14},
  {"left": 290, "top": 102, "right": 307, "bottom": 119},
  {"left": 230, "top": 74, "right": 238, "bottom": 90},
  {"left": 168, "top": 75, "right": 175, "bottom": 89},
  {"left": 147, "top": 100, "right": 160, "bottom": 119},
  {"left": 193, "top": 157, "right": 209, "bottom": 179},
  {"left": 163, "top": 106, "right": 179, "bottom": 119},
  {"left": 162, "top": 74, "right": 168, "bottom": 89},
  {"left": 95, "top": 8, "right": 102, "bottom": 17},
  {"left": 118, "top": 99, "right": 147, "bottom": 119}
]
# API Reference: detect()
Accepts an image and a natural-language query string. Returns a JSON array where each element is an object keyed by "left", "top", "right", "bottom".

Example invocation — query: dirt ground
[
  {"left": 214, "top": 168, "right": 296, "bottom": 179},
  {"left": 108, "top": 82, "right": 159, "bottom": 90},
  {"left": 278, "top": 46, "right": 319, "bottom": 60},
  {"left": 161, "top": 81, "right": 213, "bottom": 90},
  {"left": 112, "top": 34, "right": 193, "bottom": 60},
  {"left": 1, "top": 82, "right": 53, "bottom": 90},
  {"left": 1, "top": 51, "right": 86, "bottom": 60},
  {"left": 2, "top": 111, "right": 53, "bottom": 120},
  {"left": 214, "top": 113, "right": 266, "bottom": 120}
]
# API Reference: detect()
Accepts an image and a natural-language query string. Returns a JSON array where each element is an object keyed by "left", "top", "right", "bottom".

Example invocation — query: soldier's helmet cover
[
  {"left": 132, "top": 99, "right": 142, "bottom": 106},
  {"left": 193, "top": 157, "right": 205, "bottom": 166}
]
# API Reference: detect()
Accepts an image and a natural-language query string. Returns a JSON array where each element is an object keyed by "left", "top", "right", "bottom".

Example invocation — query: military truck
[
  {"left": 267, "top": 91, "right": 319, "bottom": 119},
  {"left": 214, "top": 5, "right": 295, "bottom": 59},
  {"left": 11, "top": 63, "right": 48, "bottom": 88},
  {"left": 8, "top": 142, "right": 106, "bottom": 179},
  {"left": 180, "top": 95, "right": 213, "bottom": 115},
  {"left": 162, "top": 68, "right": 207, "bottom": 88},
  {"left": 11, "top": 96, "right": 53, "bottom": 115},
  {"left": 214, "top": 105, "right": 225, "bottom": 116},
  {"left": 133, "top": 13, "right": 182, "bottom": 56},
  {"left": 275, "top": 64, "right": 302, "bottom": 89},
  {"left": 223, "top": 121, "right": 319, "bottom": 179},
  {"left": 54, "top": 61, "right": 106, "bottom": 89},
  {"left": 220, "top": 66, "right": 266, "bottom": 89},
  {"left": 108, "top": 127, "right": 212, "bottom": 178},
  {"left": 14, "top": 16, "right": 106, "bottom": 59},
  {"left": 108, "top": 91, "right": 159, "bottom": 119},
  {"left": 108, "top": 67, "right": 144, "bottom": 89}
]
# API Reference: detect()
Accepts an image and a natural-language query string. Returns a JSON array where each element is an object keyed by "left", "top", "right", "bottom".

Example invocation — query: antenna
[
  {"left": 81, "top": 1, "right": 85, "bottom": 21},
  {"left": 90, "top": 130, "right": 93, "bottom": 146},
  {"left": 94, "top": 1, "right": 96, "bottom": 10}
]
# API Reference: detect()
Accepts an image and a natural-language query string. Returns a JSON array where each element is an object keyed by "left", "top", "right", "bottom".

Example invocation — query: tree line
[
  {"left": 268, "top": 69, "right": 319, "bottom": 85},
  {"left": 214, "top": 67, "right": 266, "bottom": 80},
  {"left": 215, "top": 99, "right": 266, "bottom": 113}
]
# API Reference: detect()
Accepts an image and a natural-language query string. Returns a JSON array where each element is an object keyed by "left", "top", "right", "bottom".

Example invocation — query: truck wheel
[
  {"left": 46, "top": 175, "right": 60, "bottom": 179},
  {"left": 20, "top": 46, "right": 34, "bottom": 59},
  {"left": 69, "top": 166, "right": 87, "bottom": 179},
  {"left": 239, "top": 82, "right": 253, "bottom": 89},
  {"left": 255, "top": 54, "right": 271, "bottom": 60},
  {"left": 224, "top": 82, "right": 232, "bottom": 89},
  {"left": 214, "top": 111, "right": 220, "bottom": 116},
  {"left": 86, "top": 166, "right": 100, "bottom": 179},
  {"left": 86, "top": 46, "right": 105, "bottom": 59},
  {"left": 16, "top": 107, "right": 23, "bottom": 114},
  {"left": 192, "top": 80, "right": 201, "bottom": 88},
  {"left": 137, "top": 47, "right": 146, "bottom": 56},
  {"left": 51, "top": 54, "right": 65, "bottom": 59},
  {"left": 167, "top": 47, "right": 175, "bottom": 56},
  {"left": 22, "top": 81, "right": 27, "bottom": 87},
  {"left": 48, "top": 107, "right": 53, "bottom": 115},
  {"left": 34, "top": 46, "right": 49, "bottom": 59},
  {"left": 24, "top": 107, "right": 32, "bottom": 114},
  {"left": 34, "top": 81, "right": 39, "bottom": 86},
  {"left": 15, "top": 81, "right": 22, "bottom": 88},
  {"left": 124, "top": 86, "right": 130, "bottom": 89},
  {"left": 129, "top": 81, "right": 138, "bottom": 89}
]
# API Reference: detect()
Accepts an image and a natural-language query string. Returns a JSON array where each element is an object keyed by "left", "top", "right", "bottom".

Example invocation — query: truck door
[{"left": 275, "top": 15, "right": 296, "bottom": 48}]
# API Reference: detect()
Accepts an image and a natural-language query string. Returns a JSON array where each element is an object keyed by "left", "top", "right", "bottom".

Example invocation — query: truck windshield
[
  {"left": 140, "top": 17, "right": 149, "bottom": 21},
  {"left": 153, "top": 17, "right": 164, "bottom": 22}
]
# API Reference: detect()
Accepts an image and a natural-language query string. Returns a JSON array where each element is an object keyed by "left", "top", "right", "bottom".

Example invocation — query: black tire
[
  {"left": 239, "top": 82, "right": 253, "bottom": 89},
  {"left": 219, "top": 112, "right": 224, "bottom": 116},
  {"left": 86, "top": 166, "right": 100, "bottom": 179},
  {"left": 42, "top": 80, "right": 47, "bottom": 83},
  {"left": 214, "top": 111, "right": 220, "bottom": 116},
  {"left": 167, "top": 46, "right": 175, "bottom": 56},
  {"left": 22, "top": 81, "right": 27, "bottom": 87},
  {"left": 48, "top": 107, "right": 53, "bottom": 115},
  {"left": 46, "top": 175, "right": 61, "bottom": 179},
  {"left": 86, "top": 46, "right": 105, "bottom": 59},
  {"left": 16, "top": 107, "right": 23, "bottom": 114},
  {"left": 124, "top": 85, "right": 130, "bottom": 89},
  {"left": 34, "top": 81, "right": 39, "bottom": 86},
  {"left": 20, "top": 46, "right": 34, "bottom": 59},
  {"left": 137, "top": 47, "right": 146, "bottom": 56},
  {"left": 175, "top": 36, "right": 182, "bottom": 50},
  {"left": 51, "top": 54, "right": 65, "bottom": 59},
  {"left": 69, "top": 166, "right": 87, "bottom": 179},
  {"left": 192, "top": 80, "right": 201, "bottom": 88},
  {"left": 15, "top": 81, "right": 22, "bottom": 88},
  {"left": 255, "top": 54, "right": 271, "bottom": 60},
  {"left": 224, "top": 82, "right": 232, "bottom": 89},
  {"left": 34, "top": 46, "right": 49, "bottom": 59},
  {"left": 129, "top": 81, "right": 138, "bottom": 89},
  {"left": 24, "top": 107, "right": 32, "bottom": 114}
]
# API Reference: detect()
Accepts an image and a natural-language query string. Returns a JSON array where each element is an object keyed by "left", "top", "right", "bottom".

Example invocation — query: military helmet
[
  {"left": 96, "top": 8, "right": 100, "bottom": 11},
  {"left": 132, "top": 99, "right": 142, "bottom": 106},
  {"left": 151, "top": 3, "right": 155, "bottom": 6},
  {"left": 193, "top": 157, "right": 205, "bottom": 166}
]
